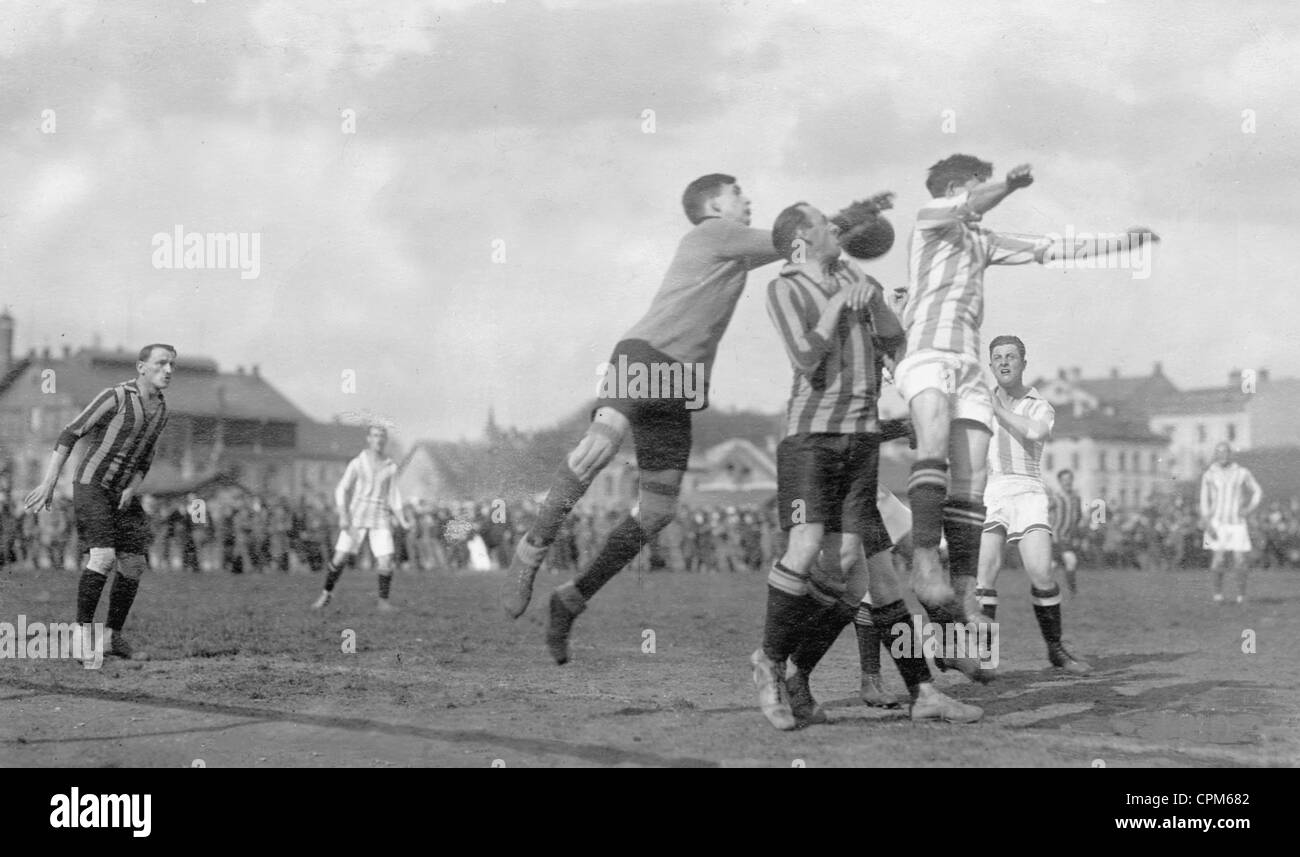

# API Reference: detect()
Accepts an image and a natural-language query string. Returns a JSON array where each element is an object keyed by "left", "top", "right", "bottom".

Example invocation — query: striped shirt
[
  {"left": 56, "top": 380, "right": 168, "bottom": 495},
  {"left": 1049, "top": 488, "right": 1083, "bottom": 540},
  {"left": 903, "top": 192, "right": 1049, "bottom": 360},
  {"left": 988, "top": 385, "right": 1054, "bottom": 488},
  {"left": 1200, "top": 462, "right": 1260, "bottom": 526},
  {"left": 622, "top": 217, "right": 783, "bottom": 398},
  {"left": 337, "top": 451, "right": 404, "bottom": 530},
  {"left": 767, "top": 257, "right": 904, "bottom": 435}
]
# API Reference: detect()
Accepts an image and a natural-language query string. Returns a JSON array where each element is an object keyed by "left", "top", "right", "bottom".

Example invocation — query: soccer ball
[{"left": 841, "top": 216, "right": 895, "bottom": 260}]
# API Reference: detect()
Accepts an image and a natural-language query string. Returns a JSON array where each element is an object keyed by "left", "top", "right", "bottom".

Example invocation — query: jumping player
[
  {"left": 24, "top": 343, "right": 175, "bottom": 660},
  {"left": 500, "top": 174, "right": 783, "bottom": 664},
  {"left": 1200, "top": 442, "right": 1262, "bottom": 604},
  {"left": 311, "top": 424, "right": 414, "bottom": 612},
  {"left": 752, "top": 202, "right": 981, "bottom": 729},
  {"left": 896, "top": 154, "right": 1157, "bottom": 638},
  {"left": 974, "top": 335, "right": 1090, "bottom": 674}
]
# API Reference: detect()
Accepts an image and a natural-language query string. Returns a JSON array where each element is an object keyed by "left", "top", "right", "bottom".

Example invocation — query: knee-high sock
[
  {"left": 529, "top": 463, "right": 591, "bottom": 549},
  {"left": 793, "top": 601, "right": 854, "bottom": 675},
  {"left": 874, "top": 599, "right": 931, "bottom": 688},
  {"left": 574, "top": 514, "right": 646, "bottom": 601},
  {"left": 762, "top": 562, "right": 812, "bottom": 663},
  {"left": 106, "top": 576, "right": 140, "bottom": 632},
  {"left": 1031, "top": 584, "right": 1064, "bottom": 647},
  {"left": 377, "top": 572, "right": 393, "bottom": 600},
  {"left": 908, "top": 460, "right": 949, "bottom": 548},
  {"left": 323, "top": 558, "right": 345, "bottom": 592},
  {"left": 77, "top": 570, "right": 107, "bottom": 624},
  {"left": 854, "top": 601, "right": 881, "bottom": 675},
  {"left": 944, "top": 498, "right": 986, "bottom": 580}
]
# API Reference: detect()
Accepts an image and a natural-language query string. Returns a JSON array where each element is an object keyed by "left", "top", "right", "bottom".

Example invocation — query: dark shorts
[
  {"left": 594, "top": 339, "right": 697, "bottom": 472},
  {"left": 776, "top": 432, "right": 891, "bottom": 555},
  {"left": 73, "top": 482, "right": 152, "bottom": 554}
]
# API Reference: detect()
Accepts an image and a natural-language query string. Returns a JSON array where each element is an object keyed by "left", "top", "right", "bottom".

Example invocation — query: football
[{"left": 840, "top": 215, "right": 895, "bottom": 260}]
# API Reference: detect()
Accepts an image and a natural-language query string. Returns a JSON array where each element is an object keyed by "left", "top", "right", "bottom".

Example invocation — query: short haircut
[
  {"left": 988, "top": 334, "right": 1026, "bottom": 360},
  {"left": 368, "top": 424, "right": 389, "bottom": 436},
  {"left": 1057, "top": 469, "right": 1074, "bottom": 481},
  {"left": 926, "top": 154, "right": 994, "bottom": 198},
  {"left": 771, "top": 203, "right": 813, "bottom": 260},
  {"left": 682, "top": 174, "right": 736, "bottom": 224},
  {"left": 138, "top": 343, "right": 177, "bottom": 362}
]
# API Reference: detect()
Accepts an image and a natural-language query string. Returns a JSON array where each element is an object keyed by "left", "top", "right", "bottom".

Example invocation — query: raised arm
[
  {"left": 993, "top": 397, "right": 1054, "bottom": 444},
  {"left": 713, "top": 220, "right": 785, "bottom": 268},
  {"left": 766, "top": 278, "right": 846, "bottom": 375},
  {"left": 966, "top": 164, "right": 1035, "bottom": 217}
]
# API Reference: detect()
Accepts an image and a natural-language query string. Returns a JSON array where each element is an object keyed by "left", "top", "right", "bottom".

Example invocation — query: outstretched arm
[{"left": 966, "top": 164, "right": 1035, "bottom": 216}]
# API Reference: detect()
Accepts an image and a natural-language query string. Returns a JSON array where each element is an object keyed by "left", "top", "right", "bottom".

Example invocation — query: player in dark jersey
[
  {"left": 500, "top": 174, "right": 784, "bottom": 664},
  {"left": 25, "top": 343, "right": 175, "bottom": 660}
]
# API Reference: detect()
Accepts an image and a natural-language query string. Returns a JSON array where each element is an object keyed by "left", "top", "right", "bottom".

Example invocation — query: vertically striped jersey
[
  {"left": 1049, "top": 488, "right": 1083, "bottom": 541},
  {"left": 987, "top": 386, "right": 1054, "bottom": 487},
  {"left": 1199, "top": 462, "right": 1260, "bottom": 526},
  {"left": 56, "top": 380, "right": 168, "bottom": 495},
  {"left": 767, "top": 258, "right": 904, "bottom": 435},
  {"left": 904, "top": 193, "right": 1048, "bottom": 360},
  {"left": 338, "top": 451, "right": 404, "bottom": 530}
]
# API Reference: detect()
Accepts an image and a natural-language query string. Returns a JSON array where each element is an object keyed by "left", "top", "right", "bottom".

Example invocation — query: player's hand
[
  {"left": 841, "top": 275, "right": 881, "bottom": 312},
  {"left": 117, "top": 487, "right": 136, "bottom": 511},
  {"left": 865, "top": 191, "right": 895, "bottom": 212},
  {"left": 1006, "top": 164, "right": 1034, "bottom": 190},
  {"left": 1123, "top": 225, "right": 1160, "bottom": 245},
  {"left": 23, "top": 482, "right": 55, "bottom": 513}
]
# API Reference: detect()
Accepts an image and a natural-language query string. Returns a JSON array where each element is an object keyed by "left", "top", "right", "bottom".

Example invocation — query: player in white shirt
[
  {"left": 974, "top": 336, "right": 1090, "bottom": 674},
  {"left": 311, "top": 425, "right": 414, "bottom": 612},
  {"left": 1200, "top": 442, "right": 1262, "bottom": 604}
]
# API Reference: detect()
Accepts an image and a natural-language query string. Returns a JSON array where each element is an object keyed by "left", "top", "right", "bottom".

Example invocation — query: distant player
[
  {"left": 500, "top": 174, "right": 783, "bottom": 664},
  {"left": 311, "top": 425, "right": 413, "bottom": 612},
  {"left": 24, "top": 344, "right": 175, "bottom": 660},
  {"left": 896, "top": 154, "right": 1157, "bottom": 645},
  {"left": 1049, "top": 468, "right": 1084, "bottom": 594},
  {"left": 1200, "top": 442, "right": 1262, "bottom": 604},
  {"left": 974, "top": 335, "right": 1090, "bottom": 674},
  {"left": 752, "top": 201, "right": 981, "bottom": 729}
]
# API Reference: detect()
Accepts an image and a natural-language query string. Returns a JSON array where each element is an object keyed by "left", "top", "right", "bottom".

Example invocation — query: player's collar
[{"left": 125, "top": 379, "right": 166, "bottom": 402}]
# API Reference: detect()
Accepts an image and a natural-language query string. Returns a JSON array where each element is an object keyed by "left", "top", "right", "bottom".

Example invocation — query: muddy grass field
[{"left": 2, "top": 561, "right": 1298, "bottom": 768}]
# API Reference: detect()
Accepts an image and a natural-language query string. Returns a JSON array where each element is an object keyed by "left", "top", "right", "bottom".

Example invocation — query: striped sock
[
  {"left": 529, "top": 463, "right": 591, "bottom": 549},
  {"left": 975, "top": 587, "right": 998, "bottom": 620},
  {"left": 873, "top": 599, "right": 931, "bottom": 688},
  {"left": 105, "top": 575, "right": 139, "bottom": 632},
  {"left": 854, "top": 601, "right": 881, "bottom": 675},
  {"left": 762, "top": 562, "right": 811, "bottom": 663},
  {"left": 1031, "top": 584, "right": 1063, "bottom": 645},
  {"left": 943, "top": 498, "right": 986, "bottom": 580},
  {"left": 377, "top": 572, "right": 392, "bottom": 600},
  {"left": 793, "top": 601, "right": 854, "bottom": 675},
  {"left": 908, "top": 460, "right": 949, "bottom": 548}
]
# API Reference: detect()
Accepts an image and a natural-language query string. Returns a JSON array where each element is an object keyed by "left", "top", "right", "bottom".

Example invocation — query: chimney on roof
[
  {"left": 62, "top": 345, "right": 70, "bottom": 360},
  {"left": 42, "top": 346, "right": 51, "bottom": 360},
  {"left": 1109, "top": 367, "right": 1119, "bottom": 379},
  {"left": 1153, "top": 361, "right": 1163, "bottom": 376},
  {"left": 1258, "top": 368, "right": 1270, "bottom": 383},
  {"left": 236, "top": 365, "right": 245, "bottom": 375},
  {"left": 1229, "top": 368, "right": 1242, "bottom": 388},
  {"left": 251, "top": 364, "right": 260, "bottom": 377},
  {"left": 92, "top": 332, "right": 102, "bottom": 349},
  {"left": 1058, "top": 368, "right": 1067, "bottom": 381},
  {"left": 1070, "top": 366, "right": 1081, "bottom": 382}
]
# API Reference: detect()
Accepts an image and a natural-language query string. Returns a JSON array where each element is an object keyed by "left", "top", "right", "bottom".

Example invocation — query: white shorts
[
  {"left": 876, "top": 486, "right": 912, "bottom": 544},
  {"left": 894, "top": 349, "right": 994, "bottom": 431},
  {"left": 983, "top": 481, "right": 1051, "bottom": 544},
  {"left": 334, "top": 527, "right": 395, "bottom": 559},
  {"left": 1204, "top": 522, "right": 1251, "bottom": 553}
]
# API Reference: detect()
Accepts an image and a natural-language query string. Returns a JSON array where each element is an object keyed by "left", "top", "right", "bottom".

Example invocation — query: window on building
[
  {"left": 1098, "top": 451, "right": 1107, "bottom": 472},
  {"left": 1197, "top": 424, "right": 1207, "bottom": 443},
  {"left": 1118, "top": 451, "right": 1126, "bottom": 472},
  {"left": 1120, "top": 487, "right": 1128, "bottom": 508},
  {"left": 1227, "top": 423, "right": 1237, "bottom": 442},
  {"left": 1071, "top": 452, "right": 1080, "bottom": 471},
  {"left": 1150, "top": 452, "right": 1159, "bottom": 472},
  {"left": 1044, "top": 453, "right": 1054, "bottom": 471}
]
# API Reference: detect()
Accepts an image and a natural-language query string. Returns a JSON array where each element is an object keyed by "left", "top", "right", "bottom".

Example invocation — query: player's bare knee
[
  {"left": 636, "top": 482, "right": 680, "bottom": 535},
  {"left": 117, "top": 554, "right": 148, "bottom": 580},
  {"left": 87, "top": 547, "right": 116, "bottom": 574}
]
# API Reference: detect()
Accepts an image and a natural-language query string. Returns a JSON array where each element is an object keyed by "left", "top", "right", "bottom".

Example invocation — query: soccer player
[
  {"left": 1200, "top": 442, "right": 1262, "bottom": 604},
  {"left": 752, "top": 202, "right": 981, "bottom": 729},
  {"left": 1049, "top": 468, "right": 1084, "bottom": 593},
  {"left": 311, "top": 424, "right": 414, "bottom": 612},
  {"left": 895, "top": 154, "right": 1156, "bottom": 647},
  {"left": 974, "top": 335, "right": 1090, "bottom": 674},
  {"left": 24, "top": 343, "right": 176, "bottom": 660},
  {"left": 499, "top": 174, "right": 783, "bottom": 664}
]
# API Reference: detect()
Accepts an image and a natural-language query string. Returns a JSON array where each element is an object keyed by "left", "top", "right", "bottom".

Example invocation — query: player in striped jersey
[
  {"left": 500, "top": 174, "right": 783, "bottom": 665},
  {"left": 1200, "top": 442, "right": 1262, "bottom": 604},
  {"left": 975, "top": 336, "right": 1090, "bottom": 674},
  {"left": 311, "top": 425, "right": 414, "bottom": 612},
  {"left": 24, "top": 344, "right": 175, "bottom": 660},
  {"left": 1048, "top": 469, "right": 1084, "bottom": 594},
  {"left": 752, "top": 202, "right": 981, "bottom": 729},
  {"left": 896, "top": 154, "right": 1157, "bottom": 639}
]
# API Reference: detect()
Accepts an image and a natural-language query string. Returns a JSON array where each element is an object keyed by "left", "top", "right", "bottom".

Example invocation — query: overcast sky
[{"left": 2, "top": 0, "right": 1296, "bottom": 442}]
